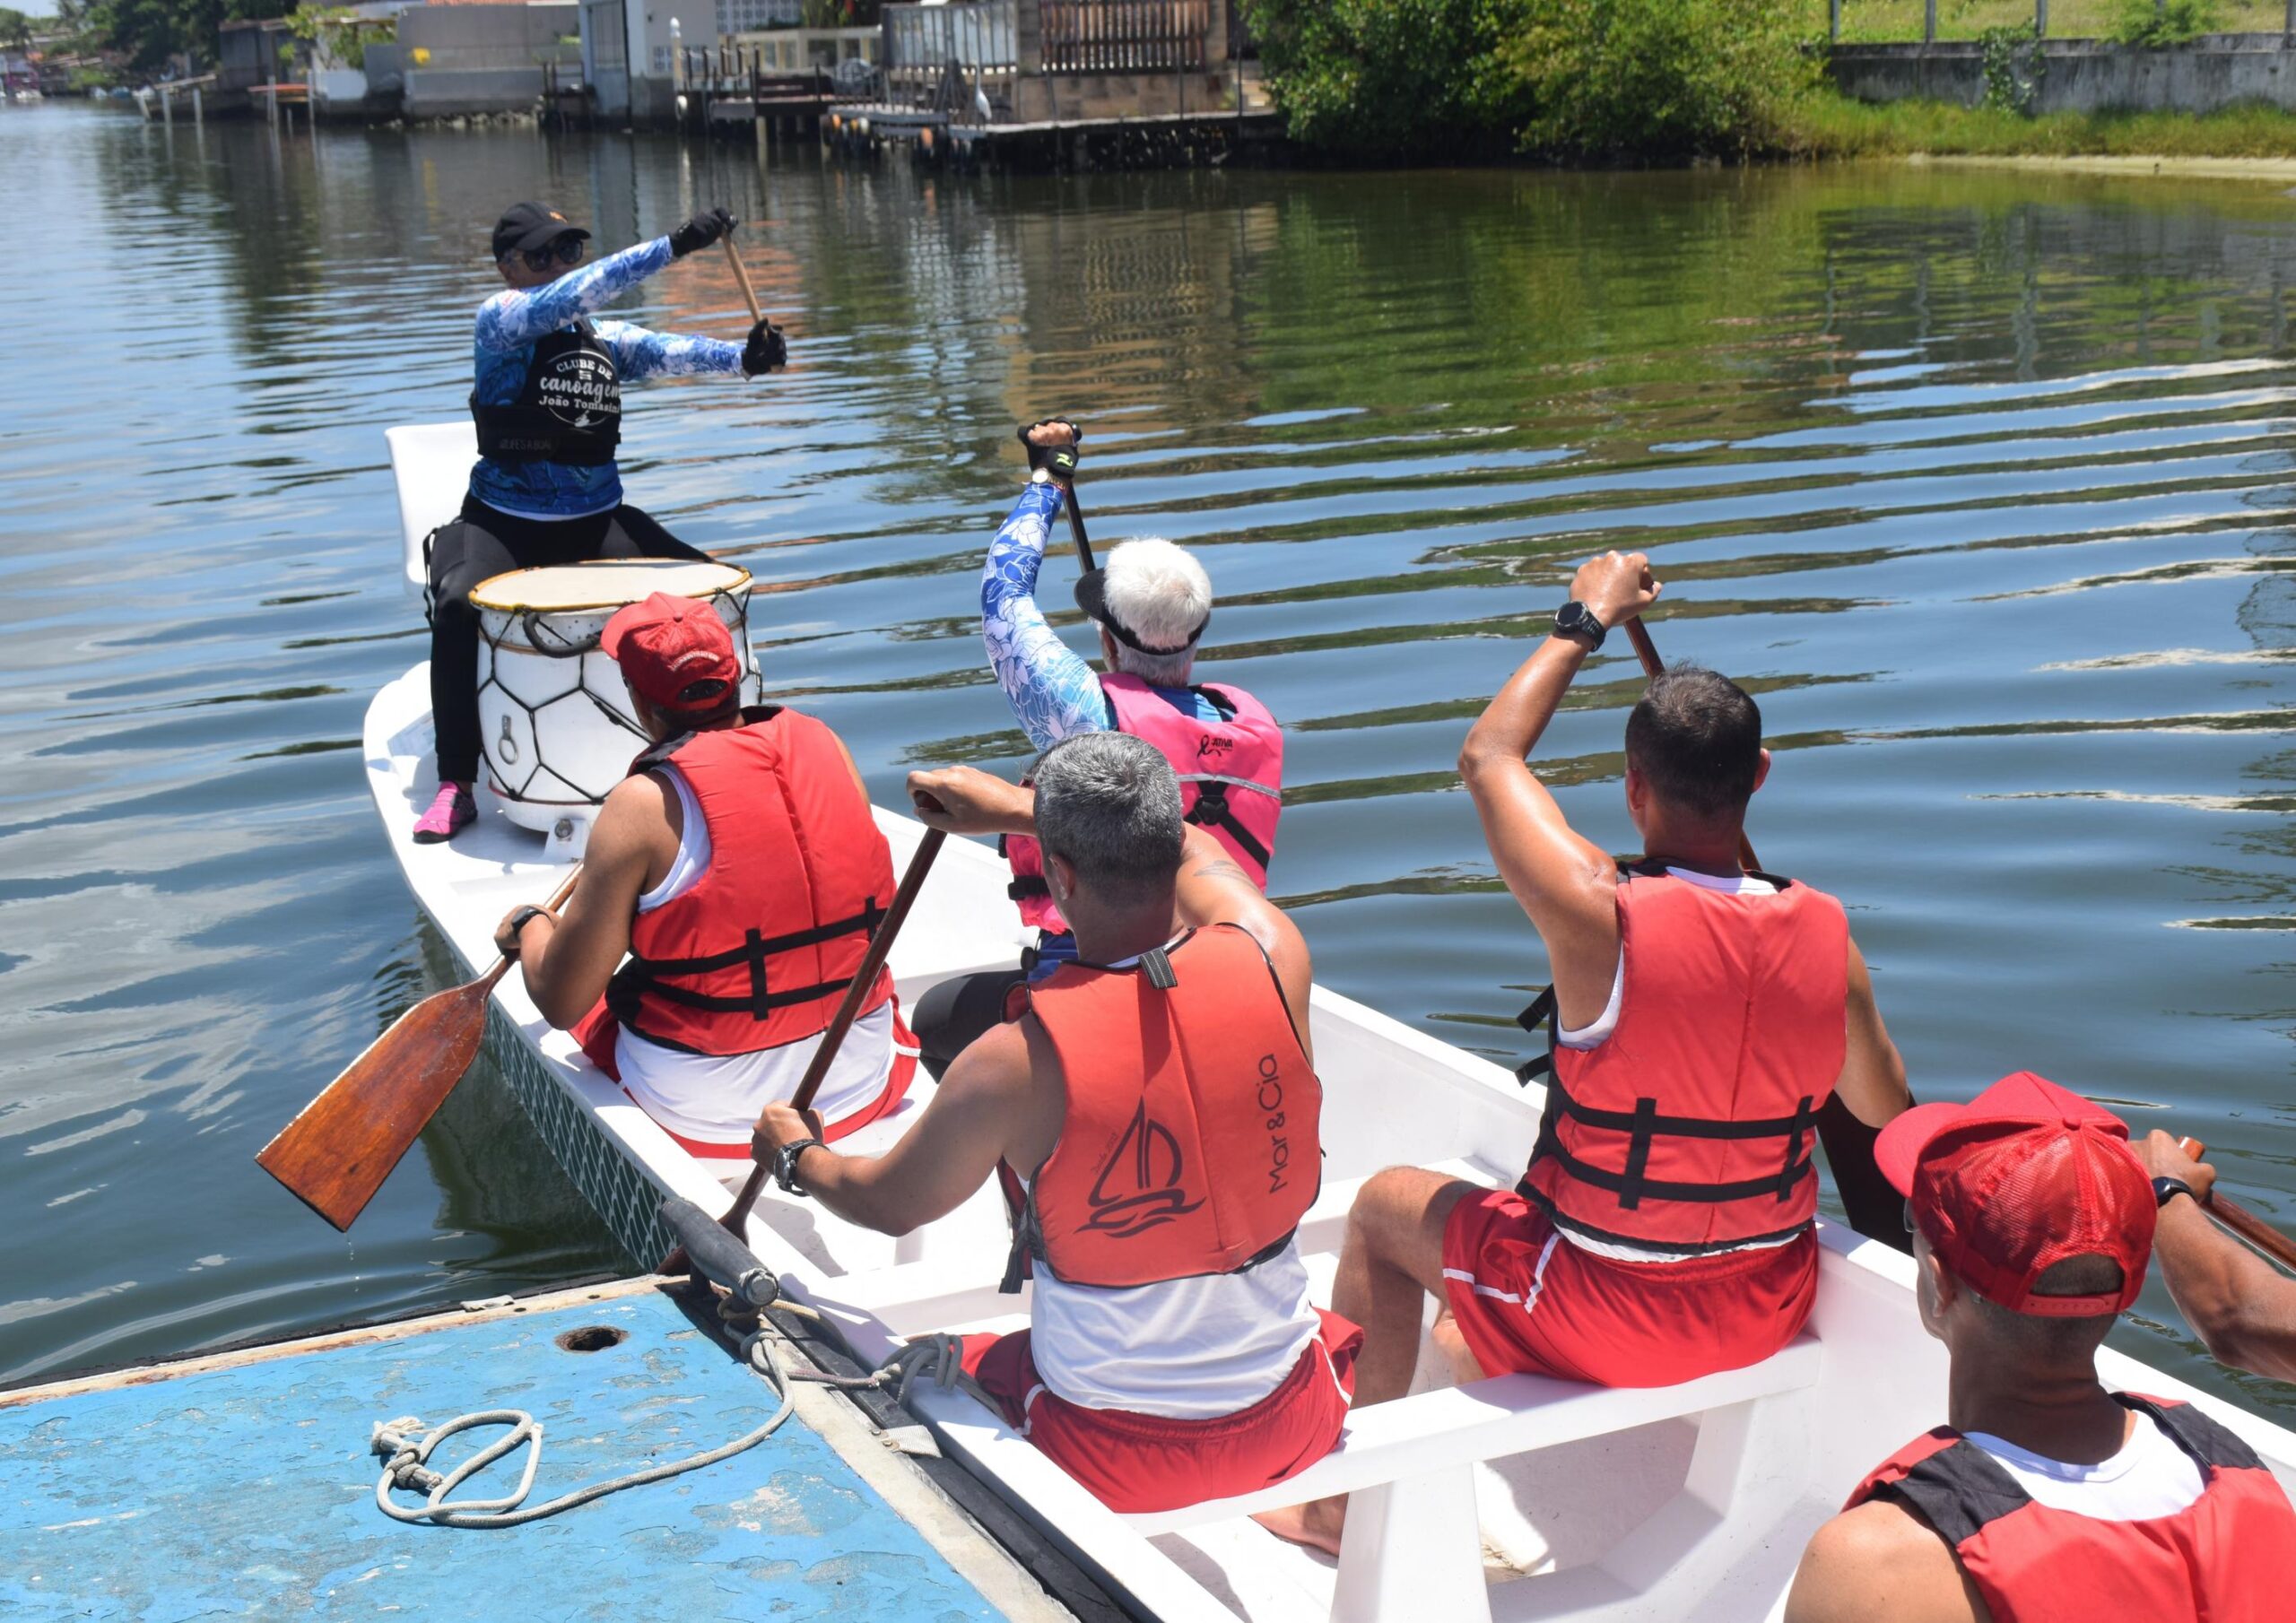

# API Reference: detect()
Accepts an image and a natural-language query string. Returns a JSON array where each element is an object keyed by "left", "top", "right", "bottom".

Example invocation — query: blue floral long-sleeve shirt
[
  {"left": 468, "top": 237, "right": 745, "bottom": 519},
  {"left": 981, "top": 481, "right": 1217, "bottom": 752}
]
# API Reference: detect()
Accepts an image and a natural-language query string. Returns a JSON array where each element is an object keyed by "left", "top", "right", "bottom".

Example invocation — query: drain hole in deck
[{"left": 555, "top": 1325, "right": 627, "bottom": 1353}]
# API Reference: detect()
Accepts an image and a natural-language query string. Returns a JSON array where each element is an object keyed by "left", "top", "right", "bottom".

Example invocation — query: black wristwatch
[
  {"left": 773, "top": 1136, "right": 827, "bottom": 1196},
  {"left": 1554, "top": 600, "right": 1607, "bottom": 651},
  {"left": 506, "top": 905, "right": 551, "bottom": 939},
  {"left": 2153, "top": 1176, "right": 2196, "bottom": 1211}
]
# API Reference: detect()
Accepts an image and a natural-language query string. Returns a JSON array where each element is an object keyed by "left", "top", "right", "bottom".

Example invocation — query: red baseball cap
[
  {"left": 600, "top": 592, "right": 741, "bottom": 715},
  {"left": 1875, "top": 1072, "right": 2153, "bottom": 1319}
]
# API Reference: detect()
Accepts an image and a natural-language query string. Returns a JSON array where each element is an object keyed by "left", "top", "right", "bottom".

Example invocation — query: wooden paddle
[
  {"left": 1062, "top": 476, "right": 1097, "bottom": 575},
  {"left": 715, "top": 829, "right": 948, "bottom": 1237},
  {"left": 257, "top": 865, "right": 582, "bottom": 1230},
  {"left": 722, "top": 235, "right": 764, "bottom": 325},
  {"left": 1621, "top": 613, "right": 1908, "bottom": 1249},
  {"left": 2176, "top": 1138, "right": 2296, "bottom": 1273}
]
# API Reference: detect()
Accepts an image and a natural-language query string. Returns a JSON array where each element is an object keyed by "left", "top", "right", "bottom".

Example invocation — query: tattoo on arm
[{"left": 1187, "top": 856, "right": 1251, "bottom": 885}]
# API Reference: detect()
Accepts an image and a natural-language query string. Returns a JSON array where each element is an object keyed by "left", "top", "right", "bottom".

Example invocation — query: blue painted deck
[{"left": 0, "top": 1286, "right": 1011, "bottom": 1620}]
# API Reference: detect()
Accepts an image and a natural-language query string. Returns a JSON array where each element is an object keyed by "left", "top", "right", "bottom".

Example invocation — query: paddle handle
[
  {"left": 1063, "top": 481, "right": 1096, "bottom": 576},
  {"left": 1621, "top": 614, "right": 1760, "bottom": 872},
  {"left": 480, "top": 864, "right": 584, "bottom": 991},
  {"left": 2176, "top": 1138, "right": 2296, "bottom": 1273},
  {"left": 720, "top": 829, "right": 948, "bottom": 1234},
  {"left": 723, "top": 237, "right": 763, "bottom": 325}
]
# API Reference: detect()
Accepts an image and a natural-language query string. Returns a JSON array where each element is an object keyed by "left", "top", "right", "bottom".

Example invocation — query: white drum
[{"left": 470, "top": 560, "right": 759, "bottom": 849}]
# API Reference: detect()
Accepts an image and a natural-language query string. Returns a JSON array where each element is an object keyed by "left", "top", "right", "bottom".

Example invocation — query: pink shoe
[{"left": 413, "top": 780, "right": 475, "bottom": 844}]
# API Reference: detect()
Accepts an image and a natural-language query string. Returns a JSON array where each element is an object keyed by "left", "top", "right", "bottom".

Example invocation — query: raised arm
[
  {"left": 591, "top": 319, "right": 744, "bottom": 381},
  {"left": 475, "top": 238, "right": 675, "bottom": 352},
  {"left": 1457, "top": 552, "right": 1658, "bottom": 1028},
  {"left": 983, "top": 481, "right": 1109, "bottom": 749},
  {"left": 2139, "top": 1133, "right": 2296, "bottom": 1382}
]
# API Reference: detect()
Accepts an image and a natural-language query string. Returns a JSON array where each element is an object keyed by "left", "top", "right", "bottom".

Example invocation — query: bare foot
[
  {"left": 1252, "top": 1496, "right": 1345, "bottom": 1558},
  {"left": 1430, "top": 1309, "right": 1486, "bottom": 1386}
]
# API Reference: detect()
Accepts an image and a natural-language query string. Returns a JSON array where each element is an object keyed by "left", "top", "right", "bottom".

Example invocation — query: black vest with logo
[{"left": 471, "top": 319, "right": 622, "bottom": 466}]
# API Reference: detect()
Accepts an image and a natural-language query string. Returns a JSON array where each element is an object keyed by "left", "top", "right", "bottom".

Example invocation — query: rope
[
  {"left": 371, "top": 1328, "right": 795, "bottom": 1529},
  {"left": 369, "top": 1329, "right": 987, "bottom": 1530}
]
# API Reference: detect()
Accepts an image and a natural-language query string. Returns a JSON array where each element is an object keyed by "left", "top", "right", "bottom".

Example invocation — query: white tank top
[
  {"left": 1026, "top": 1226, "right": 1324, "bottom": 1419},
  {"left": 1964, "top": 1411, "right": 2206, "bottom": 1521}
]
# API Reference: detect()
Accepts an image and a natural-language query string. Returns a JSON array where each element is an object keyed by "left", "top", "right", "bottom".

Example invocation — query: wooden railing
[{"left": 1039, "top": 0, "right": 1208, "bottom": 74}]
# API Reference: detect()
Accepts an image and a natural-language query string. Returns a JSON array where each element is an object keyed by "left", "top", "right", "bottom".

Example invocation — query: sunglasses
[{"left": 517, "top": 236, "right": 586, "bottom": 273}]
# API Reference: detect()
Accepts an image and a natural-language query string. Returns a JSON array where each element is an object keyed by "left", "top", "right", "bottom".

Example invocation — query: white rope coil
[{"left": 371, "top": 1330, "right": 796, "bottom": 1529}]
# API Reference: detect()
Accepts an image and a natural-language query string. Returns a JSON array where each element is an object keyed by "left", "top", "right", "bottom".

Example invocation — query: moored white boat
[{"left": 369, "top": 422, "right": 2296, "bottom": 1623}]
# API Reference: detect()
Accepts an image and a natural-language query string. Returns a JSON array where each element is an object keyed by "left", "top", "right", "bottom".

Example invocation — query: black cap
[
  {"left": 491, "top": 202, "right": 590, "bottom": 260},
  {"left": 1073, "top": 568, "right": 1206, "bottom": 658}
]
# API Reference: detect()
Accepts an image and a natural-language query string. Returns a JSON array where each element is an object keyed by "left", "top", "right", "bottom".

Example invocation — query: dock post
[
  {"left": 190, "top": 85, "right": 202, "bottom": 125},
  {"left": 752, "top": 51, "right": 766, "bottom": 162},
  {"left": 1925, "top": 0, "right": 1937, "bottom": 43},
  {"left": 2035, "top": 0, "right": 2047, "bottom": 35},
  {"left": 161, "top": 83, "right": 171, "bottom": 125},
  {"left": 1831, "top": 0, "right": 1841, "bottom": 42}
]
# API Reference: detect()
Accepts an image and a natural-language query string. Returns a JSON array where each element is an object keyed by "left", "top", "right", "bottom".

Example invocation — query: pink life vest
[{"left": 1004, "top": 673, "right": 1283, "bottom": 934}]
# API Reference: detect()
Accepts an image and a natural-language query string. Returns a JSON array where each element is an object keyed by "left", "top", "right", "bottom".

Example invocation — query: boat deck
[{"left": 0, "top": 1280, "right": 1070, "bottom": 1622}]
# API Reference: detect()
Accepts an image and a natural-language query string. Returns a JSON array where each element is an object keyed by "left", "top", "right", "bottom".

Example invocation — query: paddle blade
[{"left": 255, "top": 977, "right": 495, "bottom": 1230}]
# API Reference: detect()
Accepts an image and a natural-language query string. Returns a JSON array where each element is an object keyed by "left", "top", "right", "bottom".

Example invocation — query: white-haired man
[{"left": 910, "top": 417, "right": 1284, "bottom": 1074}]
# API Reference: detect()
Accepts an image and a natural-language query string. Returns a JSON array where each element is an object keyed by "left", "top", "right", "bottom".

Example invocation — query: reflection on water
[{"left": 1, "top": 107, "right": 2292, "bottom": 1414}]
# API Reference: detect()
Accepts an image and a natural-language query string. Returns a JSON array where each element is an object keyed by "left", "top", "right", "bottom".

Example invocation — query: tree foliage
[
  {"left": 1246, "top": 0, "right": 1822, "bottom": 161},
  {"left": 94, "top": 0, "right": 290, "bottom": 72},
  {"left": 1507, "top": 0, "right": 1820, "bottom": 159},
  {"left": 0, "top": 8, "right": 33, "bottom": 50},
  {"left": 2109, "top": 0, "right": 2222, "bottom": 46},
  {"left": 1239, "top": 0, "right": 1535, "bottom": 158}
]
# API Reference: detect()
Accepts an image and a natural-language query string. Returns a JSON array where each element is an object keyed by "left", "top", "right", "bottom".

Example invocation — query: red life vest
[
  {"left": 596, "top": 707, "right": 895, "bottom": 1057},
  {"left": 1004, "top": 674, "right": 1283, "bottom": 934},
  {"left": 1847, "top": 1395, "right": 2296, "bottom": 1623},
  {"left": 1000, "top": 924, "right": 1320, "bottom": 1292},
  {"left": 1516, "top": 864, "right": 1848, "bottom": 1255}
]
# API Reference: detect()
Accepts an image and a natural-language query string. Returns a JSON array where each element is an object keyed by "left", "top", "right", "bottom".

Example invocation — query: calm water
[{"left": 3, "top": 104, "right": 2292, "bottom": 1416}]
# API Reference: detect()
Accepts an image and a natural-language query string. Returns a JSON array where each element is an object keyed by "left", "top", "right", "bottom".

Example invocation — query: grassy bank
[{"left": 1791, "top": 95, "right": 2296, "bottom": 159}]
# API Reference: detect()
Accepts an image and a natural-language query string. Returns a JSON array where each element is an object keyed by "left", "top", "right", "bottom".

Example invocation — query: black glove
[
  {"left": 1018, "top": 418, "right": 1082, "bottom": 481},
  {"left": 742, "top": 317, "right": 787, "bottom": 377},
  {"left": 668, "top": 207, "right": 735, "bottom": 259}
]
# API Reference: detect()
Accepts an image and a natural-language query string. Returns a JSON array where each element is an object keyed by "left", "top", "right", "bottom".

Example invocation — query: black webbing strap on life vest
[
  {"left": 1512, "top": 989, "right": 1817, "bottom": 1210},
  {"left": 1183, "top": 780, "right": 1273, "bottom": 870},
  {"left": 606, "top": 898, "right": 885, "bottom": 1025}
]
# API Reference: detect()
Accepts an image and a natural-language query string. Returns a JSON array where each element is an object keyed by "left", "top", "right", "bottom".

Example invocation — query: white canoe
[{"left": 368, "top": 423, "right": 2296, "bottom": 1623}]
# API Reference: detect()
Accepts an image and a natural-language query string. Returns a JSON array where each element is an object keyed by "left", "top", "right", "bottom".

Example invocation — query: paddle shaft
[
  {"left": 2177, "top": 1138, "right": 2296, "bottom": 1273},
  {"left": 1620, "top": 615, "right": 1906, "bottom": 1248},
  {"left": 1622, "top": 615, "right": 1757, "bottom": 873},
  {"left": 723, "top": 237, "right": 763, "bottom": 325},
  {"left": 720, "top": 829, "right": 948, "bottom": 1235},
  {"left": 1062, "top": 478, "right": 1095, "bottom": 575}
]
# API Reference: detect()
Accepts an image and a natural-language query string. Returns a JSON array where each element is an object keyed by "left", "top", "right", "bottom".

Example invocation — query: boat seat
[
  {"left": 386, "top": 421, "right": 478, "bottom": 596},
  {"left": 1121, "top": 1334, "right": 1825, "bottom": 1623}
]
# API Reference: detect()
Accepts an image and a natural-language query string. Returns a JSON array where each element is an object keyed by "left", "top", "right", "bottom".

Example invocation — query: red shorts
[
  {"left": 1441, "top": 1189, "right": 1815, "bottom": 1388},
  {"left": 960, "top": 1309, "right": 1362, "bottom": 1514}
]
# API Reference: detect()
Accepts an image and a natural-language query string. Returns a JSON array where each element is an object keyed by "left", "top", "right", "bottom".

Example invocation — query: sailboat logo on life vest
[{"left": 1083, "top": 1102, "right": 1205, "bottom": 1238}]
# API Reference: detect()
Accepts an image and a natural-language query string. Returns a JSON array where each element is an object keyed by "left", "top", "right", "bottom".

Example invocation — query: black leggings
[
  {"left": 909, "top": 966, "right": 1029, "bottom": 1080},
  {"left": 425, "top": 494, "right": 713, "bottom": 783}
]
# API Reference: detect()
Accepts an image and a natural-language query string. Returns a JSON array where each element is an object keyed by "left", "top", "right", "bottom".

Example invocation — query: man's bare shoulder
[{"left": 1787, "top": 1500, "right": 1985, "bottom": 1623}]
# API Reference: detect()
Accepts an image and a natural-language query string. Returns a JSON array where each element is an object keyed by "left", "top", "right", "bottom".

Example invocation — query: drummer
[
  {"left": 418, "top": 201, "right": 789, "bottom": 844},
  {"left": 491, "top": 592, "right": 916, "bottom": 1160}
]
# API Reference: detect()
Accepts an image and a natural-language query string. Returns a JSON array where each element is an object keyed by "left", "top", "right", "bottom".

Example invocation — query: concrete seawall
[{"left": 1831, "top": 32, "right": 2296, "bottom": 114}]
